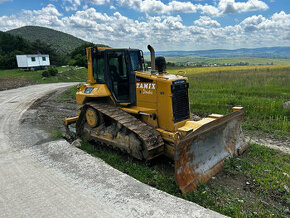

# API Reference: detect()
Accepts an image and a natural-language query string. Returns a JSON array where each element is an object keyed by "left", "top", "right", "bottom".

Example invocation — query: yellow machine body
[
  {"left": 77, "top": 73, "right": 189, "bottom": 131},
  {"left": 65, "top": 46, "right": 248, "bottom": 193}
]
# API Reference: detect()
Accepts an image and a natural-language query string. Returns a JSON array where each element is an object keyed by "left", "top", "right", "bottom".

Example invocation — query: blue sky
[{"left": 0, "top": 0, "right": 289, "bottom": 51}]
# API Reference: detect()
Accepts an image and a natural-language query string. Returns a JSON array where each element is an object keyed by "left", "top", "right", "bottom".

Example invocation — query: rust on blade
[{"left": 175, "top": 110, "right": 248, "bottom": 193}]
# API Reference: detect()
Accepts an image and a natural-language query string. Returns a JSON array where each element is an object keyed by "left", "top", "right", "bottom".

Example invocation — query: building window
[
  {"left": 31, "top": 57, "right": 36, "bottom": 62},
  {"left": 42, "top": 57, "right": 46, "bottom": 61}
]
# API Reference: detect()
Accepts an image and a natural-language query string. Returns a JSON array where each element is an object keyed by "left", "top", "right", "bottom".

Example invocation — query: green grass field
[
  {"left": 0, "top": 66, "right": 88, "bottom": 83},
  {"left": 162, "top": 56, "right": 290, "bottom": 65},
  {"left": 168, "top": 65, "right": 290, "bottom": 137}
]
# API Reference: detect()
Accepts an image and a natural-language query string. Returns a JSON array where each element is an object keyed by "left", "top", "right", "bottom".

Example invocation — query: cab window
[
  {"left": 129, "top": 51, "right": 143, "bottom": 71},
  {"left": 108, "top": 51, "right": 128, "bottom": 80},
  {"left": 93, "top": 52, "right": 105, "bottom": 83}
]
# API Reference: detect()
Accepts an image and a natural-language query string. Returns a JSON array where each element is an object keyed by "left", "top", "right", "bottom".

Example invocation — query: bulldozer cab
[{"left": 91, "top": 48, "right": 144, "bottom": 105}]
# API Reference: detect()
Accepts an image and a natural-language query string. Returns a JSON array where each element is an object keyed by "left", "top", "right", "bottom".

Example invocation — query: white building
[{"left": 16, "top": 54, "right": 50, "bottom": 69}]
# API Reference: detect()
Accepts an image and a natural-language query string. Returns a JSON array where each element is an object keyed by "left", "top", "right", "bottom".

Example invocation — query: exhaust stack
[{"left": 147, "top": 45, "right": 155, "bottom": 73}]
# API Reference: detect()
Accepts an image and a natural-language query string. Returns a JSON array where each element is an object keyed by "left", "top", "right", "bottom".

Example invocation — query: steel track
[{"left": 77, "top": 102, "right": 164, "bottom": 160}]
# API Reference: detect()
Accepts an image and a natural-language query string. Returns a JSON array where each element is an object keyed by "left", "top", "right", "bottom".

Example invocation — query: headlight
[{"left": 84, "top": 87, "right": 94, "bottom": 94}]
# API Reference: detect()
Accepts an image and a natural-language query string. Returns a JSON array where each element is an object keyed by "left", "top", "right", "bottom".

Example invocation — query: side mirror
[{"left": 140, "top": 50, "right": 144, "bottom": 63}]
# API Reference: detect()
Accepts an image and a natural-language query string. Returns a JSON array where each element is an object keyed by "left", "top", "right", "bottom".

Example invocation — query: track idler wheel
[
  {"left": 86, "top": 107, "right": 99, "bottom": 128},
  {"left": 85, "top": 107, "right": 105, "bottom": 128}
]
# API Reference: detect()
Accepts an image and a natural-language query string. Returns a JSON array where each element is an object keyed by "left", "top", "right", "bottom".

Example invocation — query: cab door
[{"left": 106, "top": 50, "right": 130, "bottom": 103}]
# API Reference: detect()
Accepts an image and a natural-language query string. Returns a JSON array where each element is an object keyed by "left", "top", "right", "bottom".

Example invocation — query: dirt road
[{"left": 0, "top": 83, "right": 222, "bottom": 218}]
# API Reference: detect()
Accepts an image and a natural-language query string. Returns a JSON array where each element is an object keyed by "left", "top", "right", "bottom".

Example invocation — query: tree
[
  {"left": 69, "top": 43, "right": 109, "bottom": 67},
  {"left": 69, "top": 43, "right": 94, "bottom": 67}
]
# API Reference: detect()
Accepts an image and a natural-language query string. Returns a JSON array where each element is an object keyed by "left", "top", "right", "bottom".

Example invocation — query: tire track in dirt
[{"left": 245, "top": 134, "right": 290, "bottom": 154}]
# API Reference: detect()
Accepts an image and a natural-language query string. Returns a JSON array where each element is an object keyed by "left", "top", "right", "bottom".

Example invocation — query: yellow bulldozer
[{"left": 64, "top": 45, "right": 248, "bottom": 193}]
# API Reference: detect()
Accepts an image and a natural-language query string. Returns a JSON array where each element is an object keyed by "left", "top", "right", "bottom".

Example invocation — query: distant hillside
[
  {"left": 7, "top": 26, "right": 107, "bottom": 55},
  {"left": 146, "top": 47, "right": 290, "bottom": 59}
]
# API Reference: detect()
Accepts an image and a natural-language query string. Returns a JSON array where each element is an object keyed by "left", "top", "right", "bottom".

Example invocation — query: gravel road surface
[{"left": 0, "top": 83, "right": 223, "bottom": 218}]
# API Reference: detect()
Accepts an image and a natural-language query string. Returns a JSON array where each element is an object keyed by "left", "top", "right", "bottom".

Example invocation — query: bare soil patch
[
  {"left": 21, "top": 87, "right": 78, "bottom": 134},
  {"left": 0, "top": 77, "right": 37, "bottom": 91},
  {"left": 245, "top": 132, "right": 290, "bottom": 154}
]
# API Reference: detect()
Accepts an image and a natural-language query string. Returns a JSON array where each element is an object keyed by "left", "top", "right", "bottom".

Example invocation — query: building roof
[{"left": 16, "top": 54, "right": 49, "bottom": 57}]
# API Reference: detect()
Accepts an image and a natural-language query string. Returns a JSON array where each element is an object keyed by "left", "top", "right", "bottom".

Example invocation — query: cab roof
[{"left": 93, "top": 47, "right": 141, "bottom": 52}]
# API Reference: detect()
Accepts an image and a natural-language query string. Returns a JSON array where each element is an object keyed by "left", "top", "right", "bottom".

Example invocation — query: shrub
[
  {"left": 42, "top": 70, "right": 50, "bottom": 77},
  {"left": 42, "top": 68, "right": 58, "bottom": 77},
  {"left": 48, "top": 67, "right": 58, "bottom": 76}
]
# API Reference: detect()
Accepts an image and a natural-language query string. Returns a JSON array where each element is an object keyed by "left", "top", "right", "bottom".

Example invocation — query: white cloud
[
  {"left": 0, "top": 15, "right": 25, "bottom": 30},
  {"left": 194, "top": 16, "right": 220, "bottom": 28},
  {"left": 237, "top": 11, "right": 290, "bottom": 47},
  {"left": 63, "top": 0, "right": 111, "bottom": 11},
  {"left": 0, "top": 0, "right": 11, "bottom": 4},
  {"left": 168, "top": 1, "right": 197, "bottom": 13},
  {"left": 61, "top": 0, "right": 269, "bottom": 16},
  {"left": 240, "top": 14, "right": 266, "bottom": 32},
  {"left": 117, "top": 0, "right": 268, "bottom": 16},
  {"left": 118, "top": 0, "right": 166, "bottom": 14},
  {"left": 0, "top": 4, "right": 64, "bottom": 30},
  {"left": 117, "top": 0, "right": 198, "bottom": 14},
  {"left": 217, "top": 0, "right": 268, "bottom": 15},
  {"left": 271, "top": 10, "right": 290, "bottom": 21},
  {"left": 65, "top": 0, "right": 81, "bottom": 6},
  {"left": 197, "top": 4, "right": 220, "bottom": 16},
  {"left": 0, "top": 5, "right": 288, "bottom": 51},
  {"left": 86, "top": 0, "right": 111, "bottom": 5},
  {"left": 240, "top": 11, "right": 290, "bottom": 32},
  {"left": 22, "top": 4, "right": 62, "bottom": 17},
  {"left": 63, "top": 0, "right": 81, "bottom": 11}
]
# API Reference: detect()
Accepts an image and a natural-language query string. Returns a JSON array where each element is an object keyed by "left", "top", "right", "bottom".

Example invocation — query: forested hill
[
  {"left": 0, "top": 31, "right": 62, "bottom": 69},
  {"left": 7, "top": 26, "right": 98, "bottom": 55},
  {"left": 0, "top": 29, "right": 108, "bottom": 69}
]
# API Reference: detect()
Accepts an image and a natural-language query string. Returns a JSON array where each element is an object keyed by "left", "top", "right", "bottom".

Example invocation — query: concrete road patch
[{"left": 0, "top": 83, "right": 224, "bottom": 218}]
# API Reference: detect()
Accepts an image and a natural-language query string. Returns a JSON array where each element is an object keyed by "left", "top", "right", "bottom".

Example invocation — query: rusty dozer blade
[{"left": 175, "top": 110, "right": 248, "bottom": 193}]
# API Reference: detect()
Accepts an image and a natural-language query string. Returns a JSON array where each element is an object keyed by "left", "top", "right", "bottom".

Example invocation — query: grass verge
[
  {"left": 48, "top": 129, "right": 63, "bottom": 140},
  {"left": 56, "top": 85, "right": 78, "bottom": 102},
  {"left": 0, "top": 67, "right": 88, "bottom": 83},
  {"left": 81, "top": 140, "right": 290, "bottom": 217}
]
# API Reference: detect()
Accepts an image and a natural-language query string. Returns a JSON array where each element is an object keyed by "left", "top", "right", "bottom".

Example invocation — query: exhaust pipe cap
[{"left": 147, "top": 44, "right": 156, "bottom": 73}]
